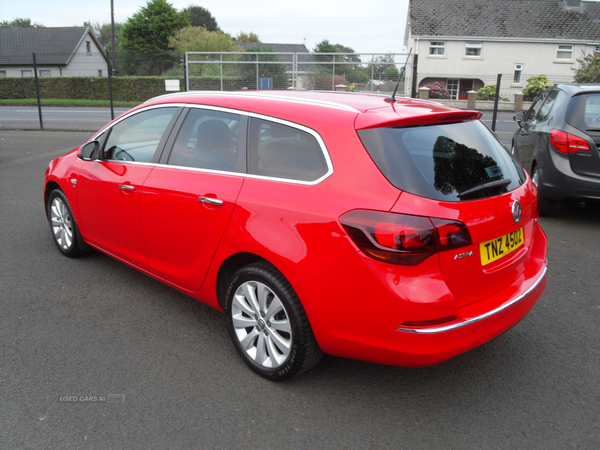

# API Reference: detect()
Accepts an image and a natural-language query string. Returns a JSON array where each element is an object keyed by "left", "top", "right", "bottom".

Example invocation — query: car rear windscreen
[
  {"left": 565, "top": 93, "right": 600, "bottom": 131},
  {"left": 358, "top": 120, "right": 526, "bottom": 202}
]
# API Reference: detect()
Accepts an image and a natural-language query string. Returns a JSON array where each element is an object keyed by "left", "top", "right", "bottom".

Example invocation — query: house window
[
  {"left": 447, "top": 79, "right": 459, "bottom": 99},
  {"left": 557, "top": 45, "right": 573, "bottom": 60},
  {"left": 429, "top": 41, "right": 445, "bottom": 56},
  {"left": 514, "top": 64, "right": 523, "bottom": 84},
  {"left": 22, "top": 70, "right": 33, "bottom": 77},
  {"left": 86, "top": 41, "right": 91, "bottom": 53},
  {"left": 40, "top": 70, "right": 50, "bottom": 77},
  {"left": 98, "top": 70, "right": 102, "bottom": 77},
  {"left": 465, "top": 42, "right": 482, "bottom": 56},
  {"left": 595, "top": 46, "right": 600, "bottom": 54},
  {"left": 0, "top": 70, "right": 6, "bottom": 77}
]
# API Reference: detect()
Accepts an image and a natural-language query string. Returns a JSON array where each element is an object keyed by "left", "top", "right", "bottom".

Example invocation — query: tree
[
  {"left": 236, "top": 31, "right": 260, "bottom": 43},
  {"left": 121, "top": 0, "right": 190, "bottom": 75},
  {"left": 573, "top": 51, "right": 600, "bottom": 83},
  {"left": 0, "top": 17, "right": 44, "bottom": 27},
  {"left": 169, "top": 26, "right": 237, "bottom": 57},
  {"left": 170, "top": 26, "right": 238, "bottom": 76},
  {"left": 182, "top": 5, "right": 218, "bottom": 31},
  {"left": 313, "top": 39, "right": 365, "bottom": 82}
]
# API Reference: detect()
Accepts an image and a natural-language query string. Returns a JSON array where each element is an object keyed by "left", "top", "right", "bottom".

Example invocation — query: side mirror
[
  {"left": 513, "top": 112, "right": 524, "bottom": 125},
  {"left": 79, "top": 141, "right": 99, "bottom": 161}
]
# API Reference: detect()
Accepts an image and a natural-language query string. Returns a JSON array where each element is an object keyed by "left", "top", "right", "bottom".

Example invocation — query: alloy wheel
[{"left": 230, "top": 280, "right": 292, "bottom": 368}]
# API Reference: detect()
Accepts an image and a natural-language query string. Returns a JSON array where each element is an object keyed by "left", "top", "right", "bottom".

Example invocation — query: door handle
[
  {"left": 198, "top": 196, "right": 223, "bottom": 206},
  {"left": 118, "top": 184, "right": 135, "bottom": 192}
]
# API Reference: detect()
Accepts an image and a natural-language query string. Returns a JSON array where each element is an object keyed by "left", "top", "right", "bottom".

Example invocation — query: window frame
[
  {"left": 86, "top": 41, "right": 91, "bottom": 54},
  {"left": 465, "top": 42, "right": 482, "bottom": 57},
  {"left": 40, "top": 70, "right": 51, "bottom": 77},
  {"left": 429, "top": 41, "right": 445, "bottom": 56},
  {"left": 556, "top": 44, "right": 574, "bottom": 60},
  {"left": 21, "top": 70, "right": 33, "bottom": 77},
  {"left": 513, "top": 64, "right": 523, "bottom": 84}
]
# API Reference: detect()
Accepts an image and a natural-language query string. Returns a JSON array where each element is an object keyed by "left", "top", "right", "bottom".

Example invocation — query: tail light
[
  {"left": 549, "top": 130, "right": 590, "bottom": 154},
  {"left": 340, "top": 210, "right": 472, "bottom": 266}
]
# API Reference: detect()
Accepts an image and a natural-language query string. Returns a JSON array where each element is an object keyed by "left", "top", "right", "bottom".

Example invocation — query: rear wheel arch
[{"left": 216, "top": 253, "right": 267, "bottom": 311}]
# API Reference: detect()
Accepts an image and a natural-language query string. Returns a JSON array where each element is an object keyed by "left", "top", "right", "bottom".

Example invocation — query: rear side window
[
  {"left": 248, "top": 118, "right": 328, "bottom": 182},
  {"left": 358, "top": 120, "right": 526, "bottom": 202},
  {"left": 168, "top": 108, "right": 242, "bottom": 172},
  {"left": 566, "top": 93, "right": 600, "bottom": 131}
]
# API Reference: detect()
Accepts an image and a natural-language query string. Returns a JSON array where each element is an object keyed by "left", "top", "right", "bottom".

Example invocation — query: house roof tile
[
  {"left": 0, "top": 27, "right": 100, "bottom": 66},
  {"left": 409, "top": 0, "right": 600, "bottom": 41}
]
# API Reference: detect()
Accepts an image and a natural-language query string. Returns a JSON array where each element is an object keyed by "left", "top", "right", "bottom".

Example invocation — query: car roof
[
  {"left": 557, "top": 84, "right": 600, "bottom": 95},
  {"left": 142, "top": 90, "right": 482, "bottom": 130}
]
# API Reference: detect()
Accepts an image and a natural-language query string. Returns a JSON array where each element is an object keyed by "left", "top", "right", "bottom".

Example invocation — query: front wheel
[
  {"left": 532, "top": 166, "right": 555, "bottom": 216},
  {"left": 47, "top": 189, "right": 87, "bottom": 257},
  {"left": 224, "top": 262, "right": 322, "bottom": 381}
]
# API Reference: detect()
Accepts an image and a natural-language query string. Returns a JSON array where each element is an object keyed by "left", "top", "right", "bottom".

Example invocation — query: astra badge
[
  {"left": 512, "top": 200, "right": 522, "bottom": 223},
  {"left": 454, "top": 251, "right": 473, "bottom": 260}
]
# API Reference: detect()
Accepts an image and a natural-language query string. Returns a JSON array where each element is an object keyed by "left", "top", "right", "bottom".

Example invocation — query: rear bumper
[
  {"left": 539, "top": 149, "right": 600, "bottom": 201},
  {"left": 295, "top": 223, "right": 547, "bottom": 368},
  {"left": 396, "top": 265, "right": 547, "bottom": 334}
]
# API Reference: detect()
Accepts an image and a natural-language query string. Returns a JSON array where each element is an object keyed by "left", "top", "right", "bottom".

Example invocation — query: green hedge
[{"left": 0, "top": 76, "right": 245, "bottom": 102}]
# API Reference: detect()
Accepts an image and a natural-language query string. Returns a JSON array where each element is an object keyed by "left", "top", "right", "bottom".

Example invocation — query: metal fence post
[
  {"left": 491, "top": 73, "right": 502, "bottom": 132},
  {"left": 411, "top": 54, "right": 418, "bottom": 98},
  {"left": 183, "top": 54, "right": 187, "bottom": 92},
  {"left": 32, "top": 52, "right": 43, "bottom": 130},
  {"left": 220, "top": 54, "right": 223, "bottom": 91},
  {"left": 332, "top": 55, "right": 336, "bottom": 91},
  {"left": 107, "top": 51, "right": 114, "bottom": 120}
]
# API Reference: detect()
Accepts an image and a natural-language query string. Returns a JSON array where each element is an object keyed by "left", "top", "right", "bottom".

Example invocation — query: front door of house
[{"left": 459, "top": 79, "right": 474, "bottom": 100}]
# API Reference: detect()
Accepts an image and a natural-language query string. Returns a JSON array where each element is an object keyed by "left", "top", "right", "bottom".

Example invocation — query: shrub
[
  {"left": 477, "top": 84, "right": 497, "bottom": 100},
  {"left": 523, "top": 74, "right": 552, "bottom": 101}
]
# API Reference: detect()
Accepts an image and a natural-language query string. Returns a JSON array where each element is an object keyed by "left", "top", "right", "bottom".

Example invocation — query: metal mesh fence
[{"left": 185, "top": 52, "right": 412, "bottom": 94}]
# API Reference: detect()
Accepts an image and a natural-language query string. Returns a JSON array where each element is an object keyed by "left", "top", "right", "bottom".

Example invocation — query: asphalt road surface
[{"left": 1, "top": 130, "right": 599, "bottom": 449}]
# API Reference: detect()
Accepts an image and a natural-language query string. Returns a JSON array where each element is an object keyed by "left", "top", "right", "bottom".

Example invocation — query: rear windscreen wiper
[{"left": 457, "top": 178, "right": 512, "bottom": 198}]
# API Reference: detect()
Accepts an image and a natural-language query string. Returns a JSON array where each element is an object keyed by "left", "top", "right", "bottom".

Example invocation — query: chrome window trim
[
  {"left": 161, "top": 104, "right": 334, "bottom": 186},
  {"left": 87, "top": 102, "right": 334, "bottom": 185},
  {"left": 396, "top": 265, "right": 547, "bottom": 334}
]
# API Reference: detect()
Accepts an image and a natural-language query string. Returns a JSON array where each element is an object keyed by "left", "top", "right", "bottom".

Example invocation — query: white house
[
  {"left": 404, "top": 0, "right": 600, "bottom": 99},
  {"left": 0, "top": 26, "right": 109, "bottom": 78}
]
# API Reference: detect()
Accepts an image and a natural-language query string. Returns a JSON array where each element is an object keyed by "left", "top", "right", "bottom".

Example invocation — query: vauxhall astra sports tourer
[{"left": 44, "top": 91, "right": 548, "bottom": 380}]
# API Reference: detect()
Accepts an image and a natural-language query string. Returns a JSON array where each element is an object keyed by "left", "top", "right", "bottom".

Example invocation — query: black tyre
[
  {"left": 46, "top": 189, "right": 87, "bottom": 257},
  {"left": 224, "top": 262, "right": 323, "bottom": 381},
  {"left": 531, "top": 166, "right": 555, "bottom": 216}
]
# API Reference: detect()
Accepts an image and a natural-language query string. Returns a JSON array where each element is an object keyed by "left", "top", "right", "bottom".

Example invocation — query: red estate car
[{"left": 44, "top": 91, "right": 547, "bottom": 380}]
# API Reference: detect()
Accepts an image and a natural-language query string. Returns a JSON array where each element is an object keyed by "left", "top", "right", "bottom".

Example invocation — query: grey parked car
[{"left": 512, "top": 84, "right": 600, "bottom": 214}]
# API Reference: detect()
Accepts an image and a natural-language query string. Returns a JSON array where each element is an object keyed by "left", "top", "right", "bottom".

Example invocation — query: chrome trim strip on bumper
[{"left": 396, "top": 265, "right": 547, "bottom": 334}]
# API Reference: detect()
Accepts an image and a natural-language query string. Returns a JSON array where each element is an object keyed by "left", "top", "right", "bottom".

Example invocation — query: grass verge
[{"left": 0, "top": 99, "right": 142, "bottom": 108}]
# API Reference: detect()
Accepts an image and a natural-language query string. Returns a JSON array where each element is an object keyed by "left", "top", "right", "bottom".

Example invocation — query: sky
[{"left": 3, "top": 0, "right": 409, "bottom": 54}]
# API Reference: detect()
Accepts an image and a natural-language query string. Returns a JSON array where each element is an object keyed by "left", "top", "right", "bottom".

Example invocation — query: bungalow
[{"left": 0, "top": 26, "right": 108, "bottom": 78}]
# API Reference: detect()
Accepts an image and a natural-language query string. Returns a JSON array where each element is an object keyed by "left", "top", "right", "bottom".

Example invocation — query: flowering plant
[{"left": 422, "top": 81, "right": 450, "bottom": 99}]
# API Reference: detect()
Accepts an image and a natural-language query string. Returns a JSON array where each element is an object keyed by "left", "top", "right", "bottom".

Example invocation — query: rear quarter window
[
  {"left": 358, "top": 120, "right": 526, "bottom": 202},
  {"left": 248, "top": 117, "right": 329, "bottom": 182}
]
